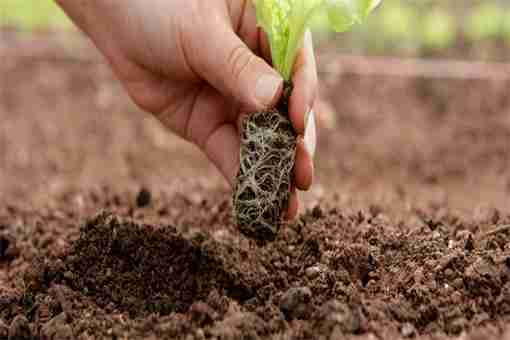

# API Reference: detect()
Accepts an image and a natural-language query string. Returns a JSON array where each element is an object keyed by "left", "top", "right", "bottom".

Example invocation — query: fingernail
[
  {"left": 304, "top": 109, "right": 317, "bottom": 158},
  {"left": 255, "top": 74, "right": 282, "bottom": 107},
  {"left": 304, "top": 107, "right": 311, "bottom": 132}
]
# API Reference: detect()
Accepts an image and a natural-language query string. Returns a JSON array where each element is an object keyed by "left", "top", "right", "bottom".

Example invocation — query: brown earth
[{"left": 1, "top": 32, "right": 510, "bottom": 339}]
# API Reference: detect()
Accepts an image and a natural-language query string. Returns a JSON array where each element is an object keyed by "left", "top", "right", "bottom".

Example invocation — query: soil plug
[
  {"left": 233, "top": 85, "right": 296, "bottom": 241},
  {"left": 233, "top": 0, "right": 380, "bottom": 241}
]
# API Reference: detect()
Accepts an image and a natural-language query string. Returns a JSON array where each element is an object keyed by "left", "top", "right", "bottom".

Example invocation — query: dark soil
[{"left": 1, "top": 32, "right": 510, "bottom": 339}]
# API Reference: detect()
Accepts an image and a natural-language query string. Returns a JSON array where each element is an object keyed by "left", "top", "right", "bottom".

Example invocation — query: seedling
[
  {"left": 466, "top": 3, "right": 506, "bottom": 42},
  {"left": 233, "top": 0, "right": 381, "bottom": 241}
]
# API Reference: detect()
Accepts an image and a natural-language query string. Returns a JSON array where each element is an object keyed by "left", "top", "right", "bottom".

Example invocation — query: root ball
[{"left": 233, "top": 109, "right": 297, "bottom": 241}]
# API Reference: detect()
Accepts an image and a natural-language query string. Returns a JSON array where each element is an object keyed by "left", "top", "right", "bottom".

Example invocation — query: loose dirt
[{"left": 1, "top": 32, "right": 510, "bottom": 339}]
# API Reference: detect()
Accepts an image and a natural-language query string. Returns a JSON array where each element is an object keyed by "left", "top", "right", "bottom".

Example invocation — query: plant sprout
[
  {"left": 254, "top": 0, "right": 382, "bottom": 80},
  {"left": 233, "top": 0, "right": 380, "bottom": 241}
]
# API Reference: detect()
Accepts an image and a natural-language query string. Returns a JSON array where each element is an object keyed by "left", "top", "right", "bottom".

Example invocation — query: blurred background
[
  {"left": 3, "top": 0, "right": 510, "bottom": 60},
  {"left": 1, "top": 1, "right": 509, "bottom": 213},
  {"left": 317, "top": 0, "right": 510, "bottom": 61}
]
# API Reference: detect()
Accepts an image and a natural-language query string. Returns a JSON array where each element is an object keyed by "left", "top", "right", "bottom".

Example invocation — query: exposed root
[{"left": 233, "top": 109, "right": 297, "bottom": 241}]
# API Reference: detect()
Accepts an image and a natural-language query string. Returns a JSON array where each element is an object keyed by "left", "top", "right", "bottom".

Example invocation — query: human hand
[{"left": 57, "top": 0, "right": 318, "bottom": 218}]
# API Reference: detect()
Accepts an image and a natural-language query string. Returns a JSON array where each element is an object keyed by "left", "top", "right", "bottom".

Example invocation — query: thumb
[{"left": 197, "top": 27, "right": 283, "bottom": 110}]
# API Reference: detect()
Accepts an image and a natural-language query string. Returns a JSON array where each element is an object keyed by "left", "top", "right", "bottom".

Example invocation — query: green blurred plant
[
  {"left": 2, "top": 0, "right": 72, "bottom": 30},
  {"left": 421, "top": 9, "right": 456, "bottom": 50},
  {"left": 380, "top": 3, "right": 417, "bottom": 42},
  {"left": 503, "top": 10, "right": 510, "bottom": 44},
  {"left": 465, "top": 3, "right": 505, "bottom": 41},
  {"left": 3, "top": 0, "right": 510, "bottom": 58},
  {"left": 253, "top": 0, "right": 380, "bottom": 80}
]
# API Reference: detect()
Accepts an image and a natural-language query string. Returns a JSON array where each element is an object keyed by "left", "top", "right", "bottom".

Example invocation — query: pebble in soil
[
  {"left": 0, "top": 232, "right": 18, "bottom": 262},
  {"left": 279, "top": 286, "right": 312, "bottom": 320},
  {"left": 8, "top": 314, "right": 31, "bottom": 340}
]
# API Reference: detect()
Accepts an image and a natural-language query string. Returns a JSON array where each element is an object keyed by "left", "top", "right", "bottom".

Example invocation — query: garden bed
[{"left": 1, "top": 34, "right": 509, "bottom": 339}]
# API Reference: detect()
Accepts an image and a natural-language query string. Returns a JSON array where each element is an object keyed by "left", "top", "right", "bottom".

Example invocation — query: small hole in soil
[
  {"left": 361, "top": 273, "right": 371, "bottom": 287},
  {"left": 425, "top": 219, "right": 441, "bottom": 231},
  {"left": 0, "top": 237, "right": 10, "bottom": 259},
  {"left": 136, "top": 188, "right": 152, "bottom": 208},
  {"left": 227, "top": 284, "right": 254, "bottom": 302},
  {"left": 361, "top": 255, "right": 377, "bottom": 287},
  {"left": 312, "top": 206, "right": 324, "bottom": 219}
]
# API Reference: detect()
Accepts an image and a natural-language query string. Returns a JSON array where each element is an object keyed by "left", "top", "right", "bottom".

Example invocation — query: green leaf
[
  {"left": 326, "top": 1, "right": 359, "bottom": 32},
  {"left": 252, "top": 0, "right": 380, "bottom": 80},
  {"left": 379, "top": 2, "right": 414, "bottom": 41}
]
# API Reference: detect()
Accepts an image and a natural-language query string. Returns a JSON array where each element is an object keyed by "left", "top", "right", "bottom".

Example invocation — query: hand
[{"left": 57, "top": 0, "right": 318, "bottom": 219}]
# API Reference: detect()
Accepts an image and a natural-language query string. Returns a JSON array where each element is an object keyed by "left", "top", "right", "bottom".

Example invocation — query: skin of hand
[{"left": 56, "top": 0, "right": 318, "bottom": 219}]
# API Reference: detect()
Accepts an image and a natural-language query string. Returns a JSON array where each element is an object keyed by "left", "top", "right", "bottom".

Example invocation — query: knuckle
[
  {"left": 227, "top": 44, "right": 254, "bottom": 87},
  {"left": 128, "top": 87, "right": 164, "bottom": 114}
]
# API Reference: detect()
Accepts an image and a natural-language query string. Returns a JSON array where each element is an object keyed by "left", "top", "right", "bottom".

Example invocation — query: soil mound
[{"left": 24, "top": 212, "right": 260, "bottom": 318}]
